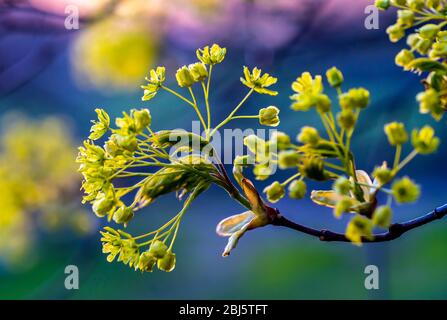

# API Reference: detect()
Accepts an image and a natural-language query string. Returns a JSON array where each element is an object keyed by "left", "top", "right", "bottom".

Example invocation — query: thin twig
[{"left": 271, "top": 203, "right": 447, "bottom": 242}]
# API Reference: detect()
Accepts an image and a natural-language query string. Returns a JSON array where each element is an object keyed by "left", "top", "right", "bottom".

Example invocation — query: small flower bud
[
  {"left": 372, "top": 206, "right": 393, "bottom": 228},
  {"left": 372, "top": 165, "right": 393, "bottom": 185},
  {"left": 188, "top": 62, "right": 208, "bottom": 82},
  {"left": 411, "top": 126, "right": 440, "bottom": 154},
  {"left": 339, "top": 88, "right": 370, "bottom": 110},
  {"left": 297, "top": 126, "right": 320, "bottom": 146},
  {"left": 175, "top": 66, "right": 195, "bottom": 87},
  {"left": 114, "top": 134, "right": 138, "bottom": 152},
  {"left": 334, "top": 197, "right": 354, "bottom": 218},
  {"left": 316, "top": 94, "right": 332, "bottom": 113},
  {"left": 392, "top": 177, "right": 420, "bottom": 203},
  {"left": 395, "top": 49, "right": 415, "bottom": 68},
  {"left": 384, "top": 122, "right": 408, "bottom": 146},
  {"left": 299, "top": 156, "right": 330, "bottom": 181},
  {"left": 253, "top": 163, "right": 273, "bottom": 181},
  {"left": 333, "top": 177, "right": 352, "bottom": 195},
  {"left": 415, "top": 38, "right": 433, "bottom": 55},
  {"left": 157, "top": 252, "right": 176, "bottom": 272},
  {"left": 113, "top": 206, "right": 134, "bottom": 225},
  {"left": 326, "top": 67, "right": 344, "bottom": 87},
  {"left": 375, "top": 0, "right": 390, "bottom": 10},
  {"left": 408, "top": 0, "right": 424, "bottom": 10},
  {"left": 196, "top": 44, "right": 226, "bottom": 65},
  {"left": 407, "top": 33, "right": 420, "bottom": 48},
  {"left": 263, "top": 181, "right": 285, "bottom": 203},
  {"left": 427, "top": 0, "right": 441, "bottom": 9},
  {"left": 349, "top": 88, "right": 370, "bottom": 109},
  {"left": 386, "top": 24, "right": 405, "bottom": 43},
  {"left": 270, "top": 131, "right": 291, "bottom": 150},
  {"left": 133, "top": 109, "right": 151, "bottom": 132},
  {"left": 430, "top": 42, "right": 447, "bottom": 59},
  {"left": 416, "top": 89, "right": 443, "bottom": 120},
  {"left": 397, "top": 10, "right": 414, "bottom": 28},
  {"left": 149, "top": 240, "right": 168, "bottom": 258},
  {"left": 104, "top": 135, "right": 121, "bottom": 157},
  {"left": 138, "top": 251, "right": 157, "bottom": 272},
  {"left": 278, "top": 150, "right": 300, "bottom": 169},
  {"left": 92, "top": 196, "right": 114, "bottom": 218},
  {"left": 337, "top": 109, "right": 357, "bottom": 130},
  {"left": 437, "top": 30, "right": 447, "bottom": 42},
  {"left": 346, "top": 215, "right": 373, "bottom": 245},
  {"left": 391, "top": 0, "right": 407, "bottom": 5},
  {"left": 288, "top": 180, "right": 307, "bottom": 199},
  {"left": 259, "top": 106, "right": 280, "bottom": 127},
  {"left": 419, "top": 24, "right": 440, "bottom": 39}
]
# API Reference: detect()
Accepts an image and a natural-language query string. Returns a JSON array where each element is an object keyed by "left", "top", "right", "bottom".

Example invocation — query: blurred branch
[{"left": 272, "top": 203, "right": 447, "bottom": 242}]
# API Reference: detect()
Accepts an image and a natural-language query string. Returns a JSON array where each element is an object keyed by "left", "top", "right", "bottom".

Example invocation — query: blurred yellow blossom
[{"left": 0, "top": 113, "right": 93, "bottom": 268}]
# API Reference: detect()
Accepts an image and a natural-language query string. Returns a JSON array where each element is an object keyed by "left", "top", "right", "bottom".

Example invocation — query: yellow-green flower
[
  {"left": 345, "top": 215, "right": 374, "bottom": 246},
  {"left": 375, "top": 0, "right": 390, "bottom": 10},
  {"left": 339, "top": 88, "right": 370, "bottom": 109},
  {"left": 337, "top": 109, "right": 357, "bottom": 130},
  {"left": 333, "top": 177, "right": 352, "bottom": 195},
  {"left": 411, "top": 126, "right": 440, "bottom": 154},
  {"left": 89, "top": 108, "right": 110, "bottom": 140},
  {"left": 259, "top": 106, "right": 280, "bottom": 127},
  {"left": 113, "top": 206, "right": 134, "bottom": 226},
  {"left": 290, "top": 72, "right": 323, "bottom": 111},
  {"left": 416, "top": 89, "right": 443, "bottom": 120},
  {"left": 386, "top": 24, "right": 405, "bottom": 43},
  {"left": 299, "top": 156, "right": 332, "bottom": 181},
  {"left": 157, "top": 252, "right": 176, "bottom": 272},
  {"left": 372, "top": 206, "right": 393, "bottom": 228},
  {"left": 384, "top": 122, "right": 408, "bottom": 146},
  {"left": 142, "top": 66, "right": 165, "bottom": 101},
  {"left": 419, "top": 24, "right": 440, "bottom": 39},
  {"left": 196, "top": 44, "right": 226, "bottom": 65},
  {"left": 397, "top": 10, "right": 414, "bottom": 28},
  {"left": 253, "top": 163, "right": 273, "bottom": 181},
  {"left": 175, "top": 66, "right": 195, "bottom": 87},
  {"left": 408, "top": 0, "right": 424, "bottom": 10},
  {"left": 133, "top": 108, "right": 151, "bottom": 132},
  {"left": 270, "top": 131, "right": 291, "bottom": 150},
  {"left": 311, "top": 170, "right": 379, "bottom": 218},
  {"left": 137, "top": 251, "right": 157, "bottom": 272},
  {"left": 240, "top": 66, "right": 278, "bottom": 96},
  {"left": 326, "top": 67, "right": 344, "bottom": 87},
  {"left": 288, "top": 180, "right": 307, "bottom": 199},
  {"left": 392, "top": 177, "right": 420, "bottom": 203},
  {"left": 278, "top": 150, "right": 300, "bottom": 169},
  {"left": 297, "top": 126, "right": 320, "bottom": 146},
  {"left": 395, "top": 49, "right": 415, "bottom": 68},
  {"left": 188, "top": 62, "right": 208, "bottom": 82},
  {"left": 243, "top": 135, "right": 271, "bottom": 162},
  {"left": 334, "top": 197, "right": 357, "bottom": 218},
  {"left": 149, "top": 240, "right": 168, "bottom": 258},
  {"left": 263, "top": 181, "right": 285, "bottom": 203},
  {"left": 372, "top": 162, "right": 393, "bottom": 185}
]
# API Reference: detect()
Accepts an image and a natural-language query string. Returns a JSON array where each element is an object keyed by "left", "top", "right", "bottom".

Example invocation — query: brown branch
[{"left": 271, "top": 203, "right": 447, "bottom": 242}]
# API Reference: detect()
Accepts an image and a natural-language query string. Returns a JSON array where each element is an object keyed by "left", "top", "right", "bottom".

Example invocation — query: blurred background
[{"left": 0, "top": 0, "right": 446, "bottom": 299}]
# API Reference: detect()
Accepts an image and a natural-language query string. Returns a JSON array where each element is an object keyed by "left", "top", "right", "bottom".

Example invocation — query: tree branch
[{"left": 271, "top": 203, "right": 447, "bottom": 242}]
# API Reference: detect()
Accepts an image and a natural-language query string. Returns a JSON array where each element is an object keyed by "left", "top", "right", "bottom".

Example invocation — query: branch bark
[{"left": 271, "top": 203, "right": 447, "bottom": 242}]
